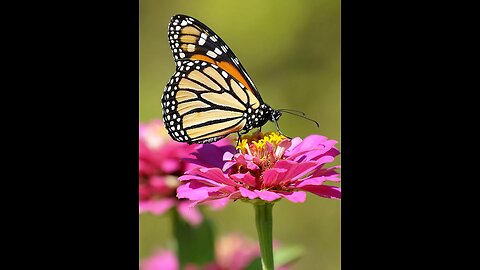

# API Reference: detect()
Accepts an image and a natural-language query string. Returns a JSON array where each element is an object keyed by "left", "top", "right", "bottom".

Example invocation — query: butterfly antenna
[
  {"left": 277, "top": 108, "right": 306, "bottom": 116},
  {"left": 279, "top": 110, "right": 320, "bottom": 128},
  {"left": 273, "top": 118, "right": 291, "bottom": 139}
]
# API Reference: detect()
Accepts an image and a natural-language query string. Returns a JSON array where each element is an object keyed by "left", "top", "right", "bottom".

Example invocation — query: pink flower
[
  {"left": 177, "top": 131, "right": 340, "bottom": 206},
  {"left": 140, "top": 233, "right": 293, "bottom": 270},
  {"left": 208, "top": 233, "right": 260, "bottom": 270},
  {"left": 140, "top": 249, "right": 178, "bottom": 270},
  {"left": 139, "top": 120, "right": 228, "bottom": 225}
]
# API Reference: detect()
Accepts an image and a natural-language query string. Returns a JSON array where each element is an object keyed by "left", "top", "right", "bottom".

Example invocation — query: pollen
[{"left": 236, "top": 131, "right": 287, "bottom": 154}]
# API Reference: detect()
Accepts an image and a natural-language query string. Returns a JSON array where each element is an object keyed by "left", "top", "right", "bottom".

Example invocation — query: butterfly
[{"left": 161, "top": 15, "right": 291, "bottom": 144}]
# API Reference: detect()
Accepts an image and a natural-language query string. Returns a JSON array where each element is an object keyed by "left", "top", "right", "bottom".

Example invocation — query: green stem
[
  {"left": 254, "top": 202, "right": 275, "bottom": 270},
  {"left": 171, "top": 208, "right": 215, "bottom": 269}
]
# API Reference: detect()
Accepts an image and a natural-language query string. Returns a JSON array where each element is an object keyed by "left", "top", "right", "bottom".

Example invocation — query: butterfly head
[{"left": 271, "top": 109, "right": 282, "bottom": 122}]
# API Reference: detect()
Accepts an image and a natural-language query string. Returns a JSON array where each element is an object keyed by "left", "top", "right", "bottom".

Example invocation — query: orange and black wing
[
  {"left": 167, "top": 14, "right": 264, "bottom": 103},
  {"left": 161, "top": 59, "right": 261, "bottom": 144}
]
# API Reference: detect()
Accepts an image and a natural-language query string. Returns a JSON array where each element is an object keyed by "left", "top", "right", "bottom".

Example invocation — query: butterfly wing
[
  {"left": 162, "top": 59, "right": 261, "bottom": 144},
  {"left": 167, "top": 14, "right": 264, "bottom": 103}
]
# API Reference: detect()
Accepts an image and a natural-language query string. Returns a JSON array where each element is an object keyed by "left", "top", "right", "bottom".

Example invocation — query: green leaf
[{"left": 172, "top": 209, "right": 215, "bottom": 268}]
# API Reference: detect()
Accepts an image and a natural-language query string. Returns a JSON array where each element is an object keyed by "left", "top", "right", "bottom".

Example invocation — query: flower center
[{"left": 235, "top": 131, "right": 290, "bottom": 172}]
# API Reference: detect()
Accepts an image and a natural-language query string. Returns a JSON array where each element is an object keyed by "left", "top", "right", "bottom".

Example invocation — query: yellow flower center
[{"left": 237, "top": 131, "right": 287, "bottom": 165}]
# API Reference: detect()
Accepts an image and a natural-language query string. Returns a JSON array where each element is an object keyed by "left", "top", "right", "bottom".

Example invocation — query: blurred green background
[{"left": 140, "top": 0, "right": 340, "bottom": 269}]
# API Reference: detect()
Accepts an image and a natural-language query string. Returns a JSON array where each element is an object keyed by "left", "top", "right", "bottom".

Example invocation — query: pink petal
[
  {"left": 184, "top": 167, "right": 240, "bottom": 187},
  {"left": 273, "top": 160, "right": 321, "bottom": 181},
  {"left": 177, "top": 201, "right": 203, "bottom": 226},
  {"left": 239, "top": 187, "right": 258, "bottom": 200},
  {"left": 286, "top": 135, "right": 328, "bottom": 155},
  {"left": 183, "top": 139, "right": 235, "bottom": 169},
  {"left": 301, "top": 185, "right": 341, "bottom": 199},
  {"left": 161, "top": 159, "right": 181, "bottom": 174},
  {"left": 295, "top": 175, "right": 340, "bottom": 187},
  {"left": 263, "top": 167, "right": 288, "bottom": 186},
  {"left": 255, "top": 190, "right": 282, "bottom": 201},
  {"left": 230, "top": 173, "right": 257, "bottom": 187},
  {"left": 139, "top": 198, "right": 176, "bottom": 215},
  {"left": 205, "top": 197, "right": 230, "bottom": 210},
  {"left": 223, "top": 151, "right": 234, "bottom": 161},
  {"left": 140, "top": 249, "right": 178, "bottom": 270},
  {"left": 311, "top": 166, "right": 341, "bottom": 178},
  {"left": 278, "top": 191, "right": 306, "bottom": 203},
  {"left": 176, "top": 182, "right": 211, "bottom": 201}
]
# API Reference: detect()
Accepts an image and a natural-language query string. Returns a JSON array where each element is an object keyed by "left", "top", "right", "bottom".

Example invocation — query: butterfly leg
[{"left": 236, "top": 130, "right": 250, "bottom": 148}]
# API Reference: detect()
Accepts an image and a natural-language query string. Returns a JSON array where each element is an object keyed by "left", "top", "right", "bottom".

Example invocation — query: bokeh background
[{"left": 140, "top": 0, "right": 340, "bottom": 269}]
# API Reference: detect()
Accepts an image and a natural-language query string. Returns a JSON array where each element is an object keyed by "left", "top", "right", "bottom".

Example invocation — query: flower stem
[{"left": 254, "top": 202, "right": 275, "bottom": 270}]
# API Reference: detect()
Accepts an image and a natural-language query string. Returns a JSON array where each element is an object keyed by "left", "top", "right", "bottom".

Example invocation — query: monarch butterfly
[{"left": 161, "top": 15, "right": 316, "bottom": 144}]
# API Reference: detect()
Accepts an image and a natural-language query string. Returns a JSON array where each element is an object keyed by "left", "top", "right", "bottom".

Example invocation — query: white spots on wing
[
  {"left": 187, "top": 62, "right": 194, "bottom": 66},
  {"left": 173, "top": 34, "right": 178, "bottom": 39},
  {"left": 221, "top": 71, "right": 228, "bottom": 78},
  {"left": 187, "top": 44, "right": 195, "bottom": 52},
  {"left": 211, "top": 64, "right": 218, "bottom": 69},
  {"left": 233, "top": 58, "right": 239, "bottom": 65},
  {"left": 176, "top": 61, "right": 181, "bottom": 66},
  {"left": 198, "top": 38, "right": 206, "bottom": 45},
  {"left": 187, "top": 17, "right": 194, "bottom": 22},
  {"left": 210, "top": 35, "right": 217, "bottom": 42},
  {"left": 179, "top": 52, "right": 186, "bottom": 58},
  {"left": 180, "top": 20, "right": 187, "bottom": 26},
  {"left": 214, "top": 48, "right": 222, "bottom": 55},
  {"left": 175, "top": 26, "right": 181, "bottom": 31},
  {"left": 221, "top": 45, "right": 228, "bottom": 53},
  {"left": 186, "top": 66, "right": 191, "bottom": 71},
  {"left": 206, "top": 50, "right": 217, "bottom": 58},
  {"left": 196, "top": 66, "right": 200, "bottom": 70},
  {"left": 201, "top": 33, "right": 208, "bottom": 40}
]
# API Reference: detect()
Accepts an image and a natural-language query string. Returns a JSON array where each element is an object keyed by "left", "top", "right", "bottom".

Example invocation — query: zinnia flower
[
  {"left": 177, "top": 131, "right": 340, "bottom": 205},
  {"left": 139, "top": 120, "right": 227, "bottom": 225}
]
